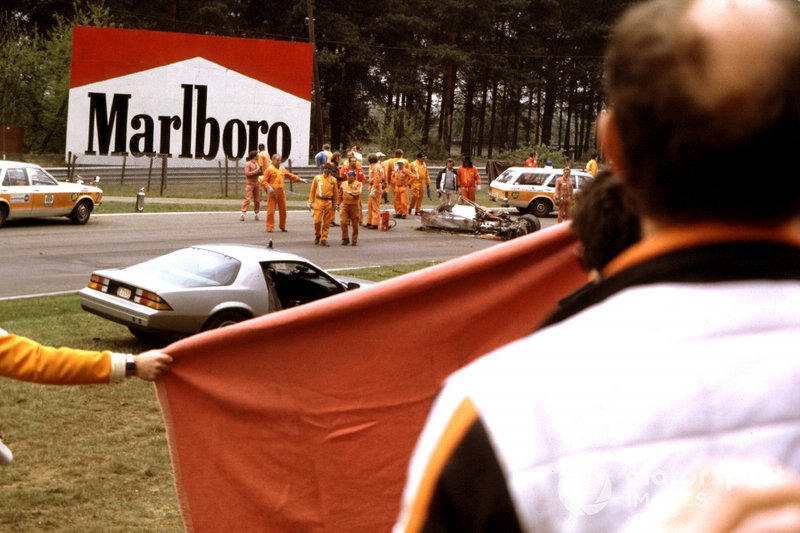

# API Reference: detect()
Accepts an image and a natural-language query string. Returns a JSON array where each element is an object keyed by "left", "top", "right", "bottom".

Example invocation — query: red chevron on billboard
[{"left": 66, "top": 27, "right": 313, "bottom": 166}]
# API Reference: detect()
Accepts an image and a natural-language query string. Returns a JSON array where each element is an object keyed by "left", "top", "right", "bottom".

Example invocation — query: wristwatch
[{"left": 125, "top": 354, "right": 137, "bottom": 377}]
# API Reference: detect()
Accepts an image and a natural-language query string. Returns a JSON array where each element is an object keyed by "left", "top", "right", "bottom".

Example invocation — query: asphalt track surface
[{"left": 0, "top": 205, "right": 556, "bottom": 299}]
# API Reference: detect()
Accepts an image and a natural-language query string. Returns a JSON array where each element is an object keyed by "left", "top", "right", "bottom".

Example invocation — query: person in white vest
[{"left": 395, "top": 0, "right": 800, "bottom": 531}]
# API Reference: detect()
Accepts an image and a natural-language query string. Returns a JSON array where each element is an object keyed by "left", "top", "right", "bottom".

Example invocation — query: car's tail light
[
  {"left": 133, "top": 289, "right": 172, "bottom": 311},
  {"left": 87, "top": 274, "right": 110, "bottom": 292}
]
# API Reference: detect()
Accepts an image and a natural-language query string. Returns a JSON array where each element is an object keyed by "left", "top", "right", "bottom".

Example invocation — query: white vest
[{"left": 405, "top": 280, "right": 800, "bottom": 532}]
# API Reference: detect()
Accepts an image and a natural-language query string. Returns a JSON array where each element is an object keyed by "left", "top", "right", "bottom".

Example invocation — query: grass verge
[{"left": 0, "top": 262, "right": 431, "bottom": 531}]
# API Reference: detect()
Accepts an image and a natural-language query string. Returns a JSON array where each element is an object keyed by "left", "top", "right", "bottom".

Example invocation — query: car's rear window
[
  {"left": 494, "top": 170, "right": 516, "bottom": 183},
  {"left": 126, "top": 248, "right": 241, "bottom": 288}
]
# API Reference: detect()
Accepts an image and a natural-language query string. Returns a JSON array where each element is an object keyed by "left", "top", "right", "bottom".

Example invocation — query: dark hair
[
  {"left": 606, "top": 0, "right": 800, "bottom": 223},
  {"left": 248, "top": 150, "right": 258, "bottom": 160},
  {"left": 258, "top": 143, "right": 265, "bottom": 150},
  {"left": 417, "top": 151, "right": 425, "bottom": 158},
  {"left": 367, "top": 153, "right": 378, "bottom": 164},
  {"left": 571, "top": 170, "right": 641, "bottom": 272}
]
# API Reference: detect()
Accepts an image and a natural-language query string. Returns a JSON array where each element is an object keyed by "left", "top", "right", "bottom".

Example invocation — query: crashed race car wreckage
[{"left": 419, "top": 197, "right": 540, "bottom": 240}]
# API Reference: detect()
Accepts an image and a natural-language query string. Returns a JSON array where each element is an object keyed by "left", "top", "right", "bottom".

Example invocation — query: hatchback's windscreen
[{"left": 126, "top": 248, "right": 241, "bottom": 287}]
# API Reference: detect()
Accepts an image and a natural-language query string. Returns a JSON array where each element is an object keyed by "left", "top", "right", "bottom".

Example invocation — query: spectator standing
[
  {"left": 314, "top": 143, "right": 332, "bottom": 168},
  {"left": 395, "top": 0, "right": 800, "bottom": 530},
  {"left": 457, "top": 157, "right": 481, "bottom": 203},
  {"left": 262, "top": 154, "right": 306, "bottom": 233},
  {"left": 435, "top": 158, "right": 459, "bottom": 209},
  {"left": 240, "top": 150, "right": 262, "bottom": 221}
]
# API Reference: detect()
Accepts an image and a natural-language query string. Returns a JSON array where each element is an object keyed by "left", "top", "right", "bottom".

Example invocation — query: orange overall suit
[
  {"left": 367, "top": 162, "right": 384, "bottom": 227},
  {"left": 392, "top": 167, "right": 413, "bottom": 217},
  {"left": 308, "top": 172, "right": 339, "bottom": 245},
  {"left": 457, "top": 166, "right": 482, "bottom": 202},
  {"left": 263, "top": 163, "right": 303, "bottom": 232},
  {"left": 340, "top": 177, "right": 363, "bottom": 245},
  {"left": 408, "top": 159, "right": 430, "bottom": 215}
]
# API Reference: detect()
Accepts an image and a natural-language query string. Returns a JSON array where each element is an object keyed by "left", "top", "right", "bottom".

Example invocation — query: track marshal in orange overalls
[
  {"left": 408, "top": 152, "right": 431, "bottom": 216},
  {"left": 262, "top": 154, "right": 306, "bottom": 232},
  {"left": 365, "top": 153, "right": 384, "bottom": 229},
  {"left": 308, "top": 164, "right": 339, "bottom": 246},
  {"left": 457, "top": 157, "right": 482, "bottom": 203},
  {"left": 340, "top": 170, "right": 363, "bottom": 246},
  {"left": 392, "top": 160, "right": 413, "bottom": 218}
]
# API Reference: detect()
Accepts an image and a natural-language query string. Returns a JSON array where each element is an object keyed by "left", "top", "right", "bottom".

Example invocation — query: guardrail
[{"left": 46, "top": 165, "right": 450, "bottom": 184}]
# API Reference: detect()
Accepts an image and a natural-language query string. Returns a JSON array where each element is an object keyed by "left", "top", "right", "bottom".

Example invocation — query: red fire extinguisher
[{"left": 380, "top": 211, "right": 395, "bottom": 231}]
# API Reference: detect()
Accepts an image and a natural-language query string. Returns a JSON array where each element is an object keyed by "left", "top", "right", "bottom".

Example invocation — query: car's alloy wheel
[{"left": 530, "top": 199, "right": 552, "bottom": 218}]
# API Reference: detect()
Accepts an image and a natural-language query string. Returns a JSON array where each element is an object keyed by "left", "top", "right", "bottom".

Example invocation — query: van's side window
[{"left": 517, "top": 173, "right": 547, "bottom": 186}]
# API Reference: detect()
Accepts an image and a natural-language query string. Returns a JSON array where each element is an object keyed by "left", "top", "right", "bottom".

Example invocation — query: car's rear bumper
[{"left": 78, "top": 288, "right": 195, "bottom": 335}]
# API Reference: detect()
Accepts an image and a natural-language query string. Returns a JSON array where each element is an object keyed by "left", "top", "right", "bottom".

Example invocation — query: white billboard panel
[{"left": 67, "top": 27, "right": 312, "bottom": 167}]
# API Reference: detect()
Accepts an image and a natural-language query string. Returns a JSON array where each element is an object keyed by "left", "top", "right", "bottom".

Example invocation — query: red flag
[{"left": 156, "top": 223, "right": 585, "bottom": 532}]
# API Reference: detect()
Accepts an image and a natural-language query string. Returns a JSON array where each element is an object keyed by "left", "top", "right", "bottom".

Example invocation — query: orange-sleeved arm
[{"left": 0, "top": 332, "right": 124, "bottom": 384}]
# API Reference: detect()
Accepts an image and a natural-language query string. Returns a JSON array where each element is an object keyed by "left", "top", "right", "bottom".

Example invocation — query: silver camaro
[{"left": 79, "top": 244, "right": 371, "bottom": 339}]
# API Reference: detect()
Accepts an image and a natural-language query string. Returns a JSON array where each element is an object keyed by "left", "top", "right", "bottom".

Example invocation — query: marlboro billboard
[{"left": 66, "top": 27, "right": 312, "bottom": 167}]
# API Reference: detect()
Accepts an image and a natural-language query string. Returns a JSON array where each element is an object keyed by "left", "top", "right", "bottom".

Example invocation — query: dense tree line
[{"left": 1, "top": 0, "right": 633, "bottom": 161}]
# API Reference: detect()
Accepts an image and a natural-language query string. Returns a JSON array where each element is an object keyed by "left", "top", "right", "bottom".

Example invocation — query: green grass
[
  {"left": 93, "top": 180, "right": 498, "bottom": 213},
  {"left": 336, "top": 261, "right": 441, "bottom": 281},
  {"left": 0, "top": 262, "right": 431, "bottom": 531},
  {"left": 97, "top": 201, "right": 239, "bottom": 214}
]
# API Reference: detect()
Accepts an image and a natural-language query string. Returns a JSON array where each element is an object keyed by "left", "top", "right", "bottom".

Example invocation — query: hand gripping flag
[{"left": 156, "top": 222, "right": 585, "bottom": 532}]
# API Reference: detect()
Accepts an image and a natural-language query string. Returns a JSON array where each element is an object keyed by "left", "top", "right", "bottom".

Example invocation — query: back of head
[
  {"left": 572, "top": 171, "right": 641, "bottom": 272},
  {"left": 606, "top": 0, "right": 800, "bottom": 224}
]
